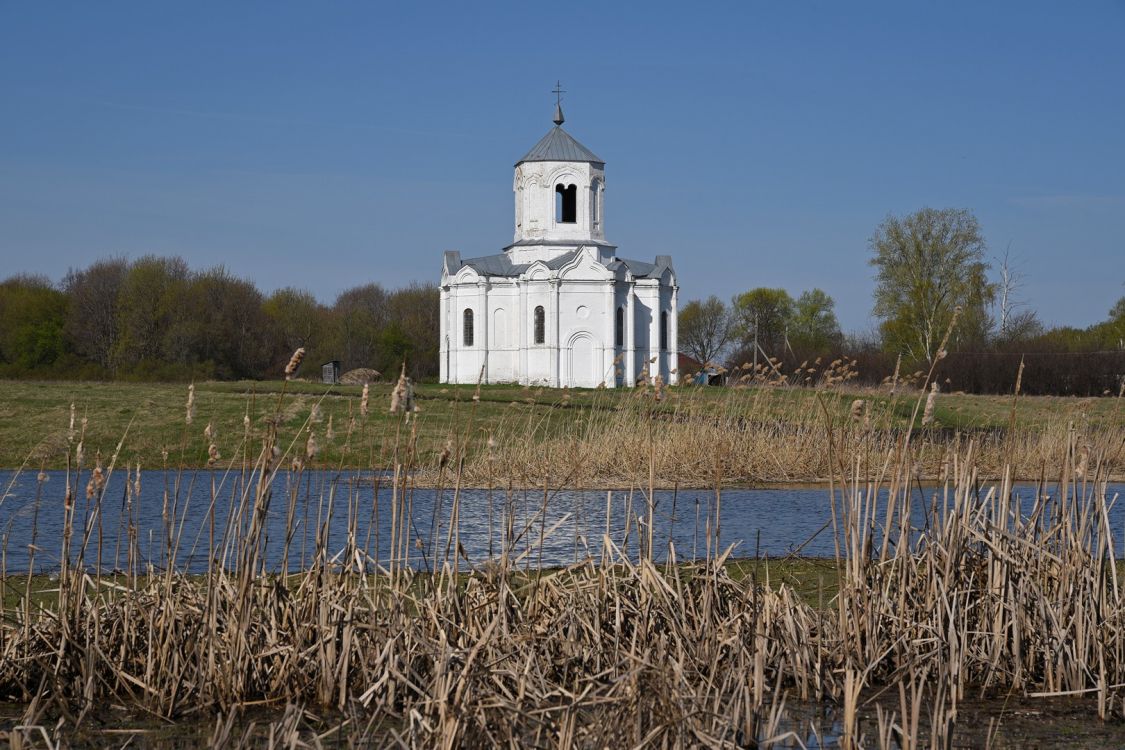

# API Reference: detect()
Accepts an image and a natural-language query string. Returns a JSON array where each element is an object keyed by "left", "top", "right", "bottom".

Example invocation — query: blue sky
[{"left": 1, "top": 2, "right": 1123, "bottom": 332}]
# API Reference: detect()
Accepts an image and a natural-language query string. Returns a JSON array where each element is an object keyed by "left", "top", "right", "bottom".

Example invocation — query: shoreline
[{"left": 4, "top": 465, "right": 1123, "bottom": 489}]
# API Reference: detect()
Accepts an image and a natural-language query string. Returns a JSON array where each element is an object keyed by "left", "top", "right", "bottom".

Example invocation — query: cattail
[
  {"left": 243, "top": 413, "right": 251, "bottom": 432},
  {"left": 134, "top": 463, "right": 141, "bottom": 496},
  {"left": 37, "top": 470, "right": 48, "bottom": 483},
  {"left": 1014, "top": 357, "right": 1025, "bottom": 396},
  {"left": 87, "top": 463, "right": 105, "bottom": 499},
  {"left": 889, "top": 354, "right": 902, "bottom": 395},
  {"left": 310, "top": 404, "right": 322, "bottom": 424},
  {"left": 360, "top": 383, "right": 370, "bottom": 416},
  {"left": 305, "top": 431, "right": 318, "bottom": 460},
  {"left": 922, "top": 382, "right": 938, "bottom": 426},
  {"left": 284, "top": 347, "right": 306, "bottom": 380},
  {"left": 391, "top": 367, "right": 407, "bottom": 414},
  {"left": 204, "top": 421, "right": 215, "bottom": 441},
  {"left": 75, "top": 440, "right": 85, "bottom": 467},
  {"left": 68, "top": 403, "right": 76, "bottom": 443},
  {"left": 207, "top": 443, "right": 221, "bottom": 466},
  {"left": 850, "top": 399, "right": 865, "bottom": 423},
  {"left": 325, "top": 415, "right": 335, "bottom": 442},
  {"left": 439, "top": 439, "right": 452, "bottom": 469},
  {"left": 654, "top": 374, "right": 665, "bottom": 401},
  {"left": 638, "top": 366, "right": 650, "bottom": 390},
  {"left": 186, "top": 384, "right": 196, "bottom": 425}
]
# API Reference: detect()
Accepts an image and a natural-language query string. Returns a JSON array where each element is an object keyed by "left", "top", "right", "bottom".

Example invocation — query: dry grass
[
  {"left": 0, "top": 377, "right": 1120, "bottom": 485},
  {"left": 0, "top": 364, "right": 1123, "bottom": 747}
]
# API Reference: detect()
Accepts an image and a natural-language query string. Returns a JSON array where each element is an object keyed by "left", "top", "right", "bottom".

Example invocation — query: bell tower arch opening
[{"left": 555, "top": 184, "right": 577, "bottom": 224}]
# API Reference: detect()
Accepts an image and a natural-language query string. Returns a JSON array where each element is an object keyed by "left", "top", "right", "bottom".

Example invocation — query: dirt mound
[{"left": 340, "top": 368, "right": 381, "bottom": 385}]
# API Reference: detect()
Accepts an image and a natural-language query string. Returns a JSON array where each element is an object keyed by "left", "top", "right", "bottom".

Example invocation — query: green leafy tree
[
  {"left": 112, "top": 256, "right": 191, "bottom": 373},
  {"left": 731, "top": 288, "right": 795, "bottom": 359},
  {"left": 1110, "top": 297, "right": 1125, "bottom": 324},
  {"left": 869, "top": 207, "right": 995, "bottom": 363},
  {"left": 383, "top": 283, "right": 440, "bottom": 379},
  {"left": 0, "top": 275, "right": 68, "bottom": 370},
  {"left": 789, "top": 289, "right": 842, "bottom": 354},
  {"left": 678, "top": 295, "right": 733, "bottom": 365}
]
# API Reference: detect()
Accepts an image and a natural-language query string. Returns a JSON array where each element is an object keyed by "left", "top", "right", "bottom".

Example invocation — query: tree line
[
  {"left": 678, "top": 207, "right": 1125, "bottom": 396},
  {"left": 0, "top": 256, "right": 439, "bottom": 381},
  {"left": 2, "top": 207, "right": 1121, "bottom": 395}
]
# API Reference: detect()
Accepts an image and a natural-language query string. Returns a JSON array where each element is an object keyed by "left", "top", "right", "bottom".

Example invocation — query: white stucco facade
[{"left": 439, "top": 107, "right": 677, "bottom": 388}]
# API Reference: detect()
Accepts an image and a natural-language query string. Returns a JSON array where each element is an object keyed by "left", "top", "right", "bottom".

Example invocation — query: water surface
[{"left": 1, "top": 469, "right": 1120, "bottom": 573}]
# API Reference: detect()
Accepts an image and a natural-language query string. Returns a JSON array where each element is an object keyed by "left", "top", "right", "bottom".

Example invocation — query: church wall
[
  {"left": 554, "top": 280, "right": 614, "bottom": 388},
  {"left": 485, "top": 282, "right": 520, "bottom": 383},
  {"left": 513, "top": 161, "right": 605, "bottom": 249}
]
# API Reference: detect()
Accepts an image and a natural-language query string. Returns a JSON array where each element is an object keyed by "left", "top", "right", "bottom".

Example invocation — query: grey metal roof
[
  {"left": 517, "top": 126, "right": 604, "bottom": 166},
  {"left": 445, "top": 249, "right": 670, "bottom": 280}
]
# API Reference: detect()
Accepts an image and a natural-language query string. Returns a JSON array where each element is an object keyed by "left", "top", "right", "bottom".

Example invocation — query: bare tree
[
  {"left": 678, "top": 295, "right": 733, "bottom": 365},
  {"left": 63, "top": 257, "right": 128, "bottom": 372},
  {"left": 996, "top": 244, "right": 1026, "bottom": 338}
]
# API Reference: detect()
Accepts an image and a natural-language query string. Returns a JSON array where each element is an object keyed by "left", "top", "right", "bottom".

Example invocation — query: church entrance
[{"left": 567, "top": 332, "right": 598, "bottom": 388}]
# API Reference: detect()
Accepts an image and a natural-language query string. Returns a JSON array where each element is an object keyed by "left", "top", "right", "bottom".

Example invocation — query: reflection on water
[{"left": 0, "top": 470, "right": 1121, "bottom": 574}]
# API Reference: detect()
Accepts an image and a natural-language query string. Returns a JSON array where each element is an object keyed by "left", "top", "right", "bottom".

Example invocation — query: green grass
[{"left": 0, "top": 378, "right": 1118, "bottom": 472}]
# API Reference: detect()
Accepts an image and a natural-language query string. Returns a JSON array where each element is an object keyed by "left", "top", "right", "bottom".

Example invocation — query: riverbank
[{"left": 2, "top": 378, "right": 1121, "bottom": 483}]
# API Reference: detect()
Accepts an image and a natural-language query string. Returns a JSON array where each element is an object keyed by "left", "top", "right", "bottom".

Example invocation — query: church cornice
[{"left": 503, "top": 238, "right": 616, "bottom": 253}]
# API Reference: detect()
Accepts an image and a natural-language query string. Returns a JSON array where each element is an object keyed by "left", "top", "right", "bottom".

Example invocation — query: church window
[
  {"left": 615, "top": 306, "right": 624, "bottom": 347},
  {"left": 555, "top": 184, "right": 577, "bottom": 223},
  {"left": 463, "top": 308, "right": 474, "bottom": 346},
  {"left": 660, "top": 310, "right": 668, "bottom": 351},
  {"left": 533, "top": 305, "right": 545, "bottom": 344}
]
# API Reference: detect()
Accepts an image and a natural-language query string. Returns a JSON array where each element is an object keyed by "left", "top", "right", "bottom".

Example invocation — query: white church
[{"left": 439, "top": 98, "right": 678, "bottom": 388}]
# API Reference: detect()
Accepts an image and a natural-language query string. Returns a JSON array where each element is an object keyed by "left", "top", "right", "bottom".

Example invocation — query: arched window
[
  {"left": 615, "top": 306, "right": 624, "bottom": 347},
  {"left": 660, "top": 310, "right": 668, "bottom": 351},
  {"left": 463, "top": 308, "right": 474, "bottom": 347},
  {"left": 555, "top": 184, "right": 577, "bottom": 223},
  {"left": 533, "top": 305, "right": 545, "bottom": 345}
]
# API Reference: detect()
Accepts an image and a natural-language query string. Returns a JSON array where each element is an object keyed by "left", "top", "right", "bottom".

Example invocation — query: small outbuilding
[{"left": 321, "top": 360, "right": 341, "bottom": 385}]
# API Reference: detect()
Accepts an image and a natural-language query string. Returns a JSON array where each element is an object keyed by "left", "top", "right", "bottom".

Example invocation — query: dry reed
[{"left": 0, "top": 369, "right": 1122, "bottom": 748}]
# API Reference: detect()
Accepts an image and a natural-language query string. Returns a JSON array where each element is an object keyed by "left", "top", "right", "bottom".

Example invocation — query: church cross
[{"left": 552, "top": 81, "right": 566, "bottom": 107}]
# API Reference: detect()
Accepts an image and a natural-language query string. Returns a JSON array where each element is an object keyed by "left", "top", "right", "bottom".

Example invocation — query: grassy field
[{"left": 0, "top": 377, "right": 1120, "bottom": 482}]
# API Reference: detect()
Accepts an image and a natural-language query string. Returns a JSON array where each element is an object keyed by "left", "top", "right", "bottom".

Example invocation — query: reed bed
[
  {"left": 0, "top": 363, "right": 1123, "bottom": 748},
  {"left": 468, "top": 384, "right": 1120, "bottom": 487}
]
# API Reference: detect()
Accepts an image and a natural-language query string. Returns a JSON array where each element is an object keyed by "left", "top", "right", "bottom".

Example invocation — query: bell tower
[{"left": 510, "top": 85, "right": 607, "bottom": 263}]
